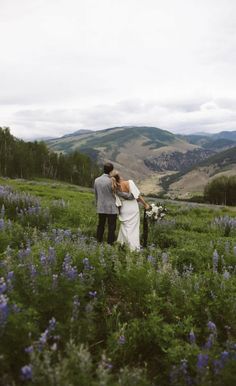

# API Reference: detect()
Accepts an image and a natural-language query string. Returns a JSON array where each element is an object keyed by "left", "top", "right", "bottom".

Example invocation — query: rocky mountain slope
[
  {"left": 144, "top": 148, "right": 214, "bottom": 172},
  {"left": 162, "top": 146, "right": 236, "bottom": 198}
]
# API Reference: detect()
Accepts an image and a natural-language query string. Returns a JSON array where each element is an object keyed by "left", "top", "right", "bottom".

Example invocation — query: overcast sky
[{"left": 0, "top": 0, "right": 236, "bottom": 139}]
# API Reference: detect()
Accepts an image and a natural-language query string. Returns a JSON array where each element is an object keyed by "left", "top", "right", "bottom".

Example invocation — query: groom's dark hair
[{"left": 104, "top": 162, "right": 114, "bottom": 174}]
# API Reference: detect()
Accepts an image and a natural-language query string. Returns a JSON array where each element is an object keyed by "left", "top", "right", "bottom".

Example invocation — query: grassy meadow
[{"left": 0, "top": 177, "right": 236, "bottom": 385}]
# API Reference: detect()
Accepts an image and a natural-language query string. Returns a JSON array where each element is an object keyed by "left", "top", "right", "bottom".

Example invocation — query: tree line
[
  {"left": 204, "top": 175, "right": 236, "bottom": 206},
  {"left": 0, "top": 127, "right": 100, "bottom": 186}
]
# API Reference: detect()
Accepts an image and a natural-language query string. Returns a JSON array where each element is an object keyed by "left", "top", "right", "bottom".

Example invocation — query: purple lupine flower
[
  {"left": 223, "top": 270, "right": 230, "bottom": 280},
  {"left": 25, "top": 247, "right": 31, "bottom": 256},
  {"left": 147, "top": 255, "right": 156, "bottom": 265},
  {"left": 1, "top": 204, "right": 5, "bottom": 218},
  {"left": 189, "top": 330, "right": 196, "bottom": 344},
  {"left": 83, "top": 257, "right": 93, "bottom": 270},
  {"left": 48, "top": 247, "right": 56, "bottom": 263},
  {"left": 25, "top": 345, "right": 34, "bottom": 354},
  {"left": 67, "top": 266, "right": 78, "bottom": 280},
  {"left": 213, "top": 359, "right": 223, "bottom": 374},
  {"left": 88, "top": 291, "right": 97, "bottom": 298},
  {"left": 7, "top": 271, "right": 14, "bottom": 280},
  {"left": 73, "top": 295, "right": 80, "bottom": 307},
  {"left": 118, "top": 335, "right": 126, "bottom": 345},
  {"left": 48, "top": 317, "right": 56, "bottom": 331},
  {"left": 39, "top": 329, "right": 49, "bottom": 345},
  {"left": 207, "top": 321, "right": 217, "bottom": 332},
  {"left": 71, "top": 295, "right": 80, "bottom": 320},
  {"left": 0, "top": 219, "right": 4, "bottom": 230},
  {"left": 101, "top": 356, "right": 113, "bottom": 370},
  {"left": 213, "top": 250, "right": 219, "bottom": 272},
  {"left": 64, "top": 229, "right": 71, "bottom": 237},
  {"left": 18, "top": 247, "right": 32, "bottom": 259},
  {"left": 104, "top": 361, "right": 113, "bottom": 370},
  {"left": 62, "top": 254, "right": 78, "bottom": 279},
  {"left": 213, "top": 216, "right": 236, "bottom": 231},
  {"left": 197, "top": 353, "right": 208, "bottom": 370},
  {"left": 83, "top": 257, "right": 90, "bottom": 268},
  {"left": 221, "top": 351, "right": 229, "bottom": 361},
  {"left": 0, "top": 294, "right": 8, "bottom": 324},
  {"left": 205, "top": 333, "right": 214, "bottom": 349},
  {"left": 29, "top": 264, "right": 37, "bottom": 278},
  {"left": 6, "top": 272, "right": 14, "bottom": 291},
  {"left": 0, "top": 278, "right": 7, "bottom": 294},
  {"left": 225, "top": 241, "right": 230, "bottom": 253},
  {"left": 233, "top": 246, "right": 236, "bottom": 256},
  {"left": 38, "top": 317, "right": 56, "bottom": 349},
  {"left": 180, "top": 359, "right": 188, "bottom": 375},
  {"left": 62, "top": 254, "right": 71, "bottom": 274},
  {"left": 5, "top": 245, "right": 12, "bottom": 257},
  {"left": 20, "top": 364, "right": 32, "bottom": 380},
  {"left": 162, "top": 252, "right": 168, "bottom": 264},
  {"left": 39, "top": 251, "right": 47, "bottom": 265},
  {"left": 18, "top": 249, "right": 24, "bottom": 260}
]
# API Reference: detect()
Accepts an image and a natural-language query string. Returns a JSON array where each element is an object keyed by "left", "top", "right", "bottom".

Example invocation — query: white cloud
[
  {"left": 0, "top": 0, "right": 235, "bottom": 138},
  {"left": 2, "top": 96, "right": 234, "bottom": 140}
]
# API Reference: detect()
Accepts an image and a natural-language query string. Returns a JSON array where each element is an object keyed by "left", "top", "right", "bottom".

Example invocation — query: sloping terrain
[
  {"left": 164, "top": 146, "right": 236, "bottom": 198},
  {"left": 179, "top": 131, "right": 236, "bottom": 151},
  {"left": 47, "top": 127, "right": 236, "bottom": 195},
  {"left": 47, "top": 126, "right": 208, "bottom": 189}
]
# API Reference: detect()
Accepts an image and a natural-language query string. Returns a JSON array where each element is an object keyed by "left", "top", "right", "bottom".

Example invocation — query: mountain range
[{"left": 47, "top": 127, "right": 236, "bottom": 197}]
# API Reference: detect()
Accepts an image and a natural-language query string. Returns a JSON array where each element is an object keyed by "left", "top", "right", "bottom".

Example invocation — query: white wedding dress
[{"left": 117, "top": 180, "right": 140, "bottom": 251}]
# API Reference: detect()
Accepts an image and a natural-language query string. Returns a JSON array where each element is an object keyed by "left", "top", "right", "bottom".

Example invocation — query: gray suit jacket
[{"left": 94, "top": 174, "right": 134, "bottom": 214}]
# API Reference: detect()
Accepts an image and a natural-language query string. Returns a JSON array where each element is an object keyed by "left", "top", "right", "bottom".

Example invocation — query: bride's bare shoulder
[{"left": 120, "top": 180, "right": 130, "bottom": 192}]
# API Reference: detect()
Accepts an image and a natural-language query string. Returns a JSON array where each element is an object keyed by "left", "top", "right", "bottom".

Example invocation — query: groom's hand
[{"left": 117, "top": 191, "right": 134, "bottom": 200}]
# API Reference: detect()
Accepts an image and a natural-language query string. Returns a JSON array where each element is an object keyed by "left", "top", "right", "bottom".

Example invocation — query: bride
[{"left": 110, "top": 170, "right": 150, "bottom": 251}]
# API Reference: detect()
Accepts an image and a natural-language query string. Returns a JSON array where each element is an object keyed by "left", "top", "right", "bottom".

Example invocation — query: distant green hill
[
  {"left": 48, "top": 126, "right": 180, "bottom": 156},
  {"left": 212, "top": 130, "right": 236, "bottom": 141},
  {"left": 179, "top": 132, "right": 236, "bottom": 151},
  {"left": 202, "top": 138, "right": 236, "bottom": 150}
]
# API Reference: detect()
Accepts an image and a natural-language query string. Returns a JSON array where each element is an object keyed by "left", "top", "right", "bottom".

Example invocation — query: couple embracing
[{"left": 94, "top": 163, "right": 149, "bottom": 251}]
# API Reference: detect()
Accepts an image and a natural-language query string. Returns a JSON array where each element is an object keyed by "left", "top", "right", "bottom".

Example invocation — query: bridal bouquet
[{"left": 145, "top": 202, "right": 167, "bottom": 221}]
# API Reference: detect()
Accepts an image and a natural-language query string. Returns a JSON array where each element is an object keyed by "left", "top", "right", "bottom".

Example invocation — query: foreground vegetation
[{"left": 0, "top": 177, "right": 236, "bottom": 385}]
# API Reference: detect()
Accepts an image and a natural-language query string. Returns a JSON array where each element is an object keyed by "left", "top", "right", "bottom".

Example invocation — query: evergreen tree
[
  {"left": 0, "top": 127, "right": 100, "bottom": 186},
  {"left": 204, "top": 175, "right": 236, "bottom": 206}
]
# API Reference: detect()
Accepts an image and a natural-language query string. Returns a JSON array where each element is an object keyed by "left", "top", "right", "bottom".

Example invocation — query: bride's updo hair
[{"left": 110, "top": 170, "right": 121, "bottom": 191}]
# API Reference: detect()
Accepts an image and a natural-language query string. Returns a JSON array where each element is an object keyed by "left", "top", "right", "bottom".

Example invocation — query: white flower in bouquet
[{"left": 145, "top": 202, "right": 167, "bottom": 221}]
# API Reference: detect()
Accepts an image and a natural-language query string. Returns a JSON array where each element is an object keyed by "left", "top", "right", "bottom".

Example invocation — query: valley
[{"left": 47, "top": 126, "right": 236, "bottom": 197}]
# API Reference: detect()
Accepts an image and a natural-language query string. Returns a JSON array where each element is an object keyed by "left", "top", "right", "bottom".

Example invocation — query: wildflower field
[{"left": 0, "top": 177, "right": 236, "bottom": 386}]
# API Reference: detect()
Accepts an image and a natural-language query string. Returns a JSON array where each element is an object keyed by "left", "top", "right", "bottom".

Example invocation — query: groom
[{"left": 94, "top": 162, "right": 134, "bottom": 245}]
